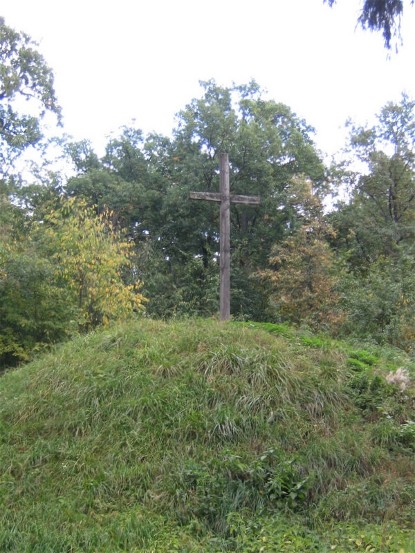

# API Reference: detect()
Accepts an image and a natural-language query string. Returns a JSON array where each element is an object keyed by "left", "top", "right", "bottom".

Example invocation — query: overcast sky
[{"left": 3, "top": 0, "right": 415, "bottom": 158}]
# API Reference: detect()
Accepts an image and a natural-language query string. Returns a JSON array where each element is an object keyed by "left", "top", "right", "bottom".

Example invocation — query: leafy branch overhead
[
  {"left": 325, "top": 0, "right": 415, "bottom": 48},
  {"left": 0, "top": 17, "right": 61, "bottom": 175}
]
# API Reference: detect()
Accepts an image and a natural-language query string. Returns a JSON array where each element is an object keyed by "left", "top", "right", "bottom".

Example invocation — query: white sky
[{"left": 3, "top": 0, "right": 415, "bottom": 159}]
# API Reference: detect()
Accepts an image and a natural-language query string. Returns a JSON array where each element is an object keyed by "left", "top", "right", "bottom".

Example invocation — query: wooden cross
[{"left": 190, "top": 153, "right": 260, "bottom": 321}]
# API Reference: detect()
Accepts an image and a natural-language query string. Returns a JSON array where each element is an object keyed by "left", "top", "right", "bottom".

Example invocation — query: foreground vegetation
[{"left": 1, "top": 319, "right": 414, "bottom": 552}]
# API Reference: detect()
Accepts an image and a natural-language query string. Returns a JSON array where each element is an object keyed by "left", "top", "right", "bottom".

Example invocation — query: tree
[
  {"left": 260, "top": 177, "right": 344, "bottom": 331},
  {"left": 0, "top": 17, "right": 61, "bottom": 180},
  {"left": 145, "top": 80, "right": 325, "bottom": 319},
  {"left": 36, "top": 198, "right": 146, "bottom": 330},
  {"left": 339, "top": 252, "right": 415, "bottom": 351},
  {"left": 324, "top": 0, "right": 414, "bottom": 49},
  {"left": 329, "top": 95, "right": 415, "bottom": 349},
  {"left": 64, "top": 131, "right": 165, "bottom": 238},
  {"left": 0, "top": 197, "right": 146, "bottom": 369},
  {"left": 61, "top": 81, "right": 325, "bottom": 320},
  {"left": 331, "top": 94, "right": 415, "bottom": 268},
  {"left": 0, "top": 195, "right": 74, "bottom": 369}
]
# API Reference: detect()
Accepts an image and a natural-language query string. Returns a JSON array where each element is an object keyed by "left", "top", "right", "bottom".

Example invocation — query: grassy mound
[{"left": 1, "top": 319, "right": 414, "bottom": 552}]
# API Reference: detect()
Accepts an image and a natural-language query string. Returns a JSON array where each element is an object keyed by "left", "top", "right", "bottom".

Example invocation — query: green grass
[{"left": 1, "top": 318, "right": 414, "bottom": 552}]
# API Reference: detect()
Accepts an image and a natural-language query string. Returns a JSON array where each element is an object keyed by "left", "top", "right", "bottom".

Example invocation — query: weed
[
  {"left": 349, "top": 350, "right": 379, "bottom": 366},
  {"left": 301, "top": 335, "right": 331, "bottom": 348}
]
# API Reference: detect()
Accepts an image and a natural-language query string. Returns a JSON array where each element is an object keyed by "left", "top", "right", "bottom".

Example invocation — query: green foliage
[
  {"left": 0, "top": 247, "right": 76, "bottom": 368},
  {"left": 314, "top": 474, "right": 415, "bottom": 528},
  {"left": 335, "top": 95, "right": 415, "bottom": 261},
  {"left": 63, "top": 80, "right": 325, "bottom": 321},
  {"left": 348, "top": 369, "right": 394, "bottom": 414},
  {"left": 235, "top": 320, "right": 294, "bottom": 337},
  {"left": 0, "top": 17, "right": 61, "bottom": 178},
  {"left": 136, "top": 240, "right": 219, "bottom": 318},
  {"left": 260, "top": 178, "right": 344, "bottom": 332},
  {"left": 339, "top": 254, "right": 415, "bottom": 352},
  {"left": 301, "top": 335, "right": 332, "bottom": 348},
  {"left": 330, "top": 95, "right": 415, "bottom": 351},
  {"left": 36, "top": 197, "right": 146, "bottom": 330},
  {"left": 348, "top": 358, "right": 371, "bottom": 371},
  {"left": 0, "top": 197, "right": 145, "bottom": 369},
  {"left": 349, "top": 350, "right": 379, "bottom": 366},
  {"left": 176, "top": 449, "right": 309, "bottom": 534},
  {"left": 398, "top": 420, "right": 415, "bottom": 451},
  {"left": 0, "top": 197, "right": 73, "bottom": 368},
  {"left": 231, "top": 514, "right": 414, "bottom": 552}
]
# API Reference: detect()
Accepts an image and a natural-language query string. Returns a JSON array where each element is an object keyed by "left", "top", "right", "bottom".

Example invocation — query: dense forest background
[{"left": 2, "top": 17, "right": 415, "bottom": 369}]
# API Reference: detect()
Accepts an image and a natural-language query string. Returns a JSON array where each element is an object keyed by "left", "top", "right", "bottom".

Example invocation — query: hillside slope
[{"left": 1, "top": 319, "right": 414, "bottom": 552}]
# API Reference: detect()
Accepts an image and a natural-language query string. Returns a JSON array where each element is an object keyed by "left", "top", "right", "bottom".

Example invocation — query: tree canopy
[
  {"left": 0, "top": 17, "right": 61, "bottom": 181},
  {"left": 63, "top": 80, "right": 325, "bottom": 320}
]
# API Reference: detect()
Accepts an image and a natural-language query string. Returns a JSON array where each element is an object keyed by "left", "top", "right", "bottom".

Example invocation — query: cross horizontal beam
[{"left": 189, "top": 191, "right": 260, "bottom": 205}]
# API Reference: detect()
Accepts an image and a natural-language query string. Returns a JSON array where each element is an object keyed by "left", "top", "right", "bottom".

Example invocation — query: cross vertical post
[
  {"left": 219, "top": 153, "right": 231, "bottom": 321},
  {"left": 189, "top": 153, "right": 260, "bottom": 321}
]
